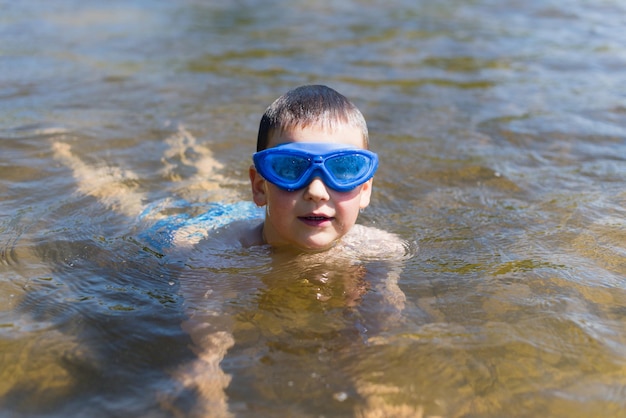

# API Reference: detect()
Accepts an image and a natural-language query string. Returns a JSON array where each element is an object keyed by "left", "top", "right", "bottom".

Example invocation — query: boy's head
[
  {"left": 256, "top": 85, "right": 369, "bottom": 151},
  {"left": 250, "top": 85, "right": 375, "bottom": 252}
]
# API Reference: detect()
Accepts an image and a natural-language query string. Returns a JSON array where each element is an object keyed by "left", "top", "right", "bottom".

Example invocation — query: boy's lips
[{"left": 298, "top": 213, "right": 334, "bottom": 226}]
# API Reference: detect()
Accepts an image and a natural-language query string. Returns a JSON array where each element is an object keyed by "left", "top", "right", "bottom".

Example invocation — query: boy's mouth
[{"left": 299, "top": 214, "right": 334, "bottom": 225}]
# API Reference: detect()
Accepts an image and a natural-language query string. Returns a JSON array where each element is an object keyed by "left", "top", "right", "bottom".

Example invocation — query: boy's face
[{"left": 249, "top": 124, "right": 372, "bottom": 251}]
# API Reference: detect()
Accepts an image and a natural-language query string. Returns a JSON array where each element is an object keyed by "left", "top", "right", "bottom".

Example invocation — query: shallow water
[{"left": 1, "top": 0, "right": 625, "bottom": 417}]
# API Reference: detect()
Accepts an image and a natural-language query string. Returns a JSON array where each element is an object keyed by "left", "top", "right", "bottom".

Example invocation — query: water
[{"left": 1, "top": 0, "right": 625, "bottom": 416}]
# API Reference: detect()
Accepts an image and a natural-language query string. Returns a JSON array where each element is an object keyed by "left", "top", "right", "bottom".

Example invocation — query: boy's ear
[
  {"left": 359, "top": 178, "right": 373, "bottom": 209},
  {"left": 249, "top": 165, "right": 268, "bottom": 206}
]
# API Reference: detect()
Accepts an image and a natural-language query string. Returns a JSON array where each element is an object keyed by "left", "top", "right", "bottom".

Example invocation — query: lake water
[{"left": 1, "top": 0, "right": 625, "bottom": 417}]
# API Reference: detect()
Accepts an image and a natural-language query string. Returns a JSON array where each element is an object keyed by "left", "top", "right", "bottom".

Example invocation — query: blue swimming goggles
[{"left": 253, "top": 142, "right": 379, "bottom": 192}]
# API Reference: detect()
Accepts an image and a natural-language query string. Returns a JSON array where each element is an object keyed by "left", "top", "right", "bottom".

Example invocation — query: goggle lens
[
  {"left": 269, "top": 155, "right": 309, "bottom": 181},
  {"left": 325, "top": 154, "right": 370, "bottom": 183}
]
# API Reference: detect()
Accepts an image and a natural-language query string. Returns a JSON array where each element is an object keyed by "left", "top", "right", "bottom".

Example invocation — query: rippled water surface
[{"left": 1, "top": 0, "right": 625, "bottom": 417}]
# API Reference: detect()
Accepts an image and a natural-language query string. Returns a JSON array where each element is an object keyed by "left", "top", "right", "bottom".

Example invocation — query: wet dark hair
[{"left": 256, "top": 85, "right": 369, "bottom": 152}]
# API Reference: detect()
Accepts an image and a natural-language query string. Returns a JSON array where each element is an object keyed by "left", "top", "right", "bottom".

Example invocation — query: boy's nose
[{"left": 303, "top": 177, "right": 330, "bottom": 201}]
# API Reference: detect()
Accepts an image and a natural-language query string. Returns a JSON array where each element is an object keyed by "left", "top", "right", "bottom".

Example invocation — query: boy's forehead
[{"left": 267, "top": 125, "right": 366, "bottom": 149}]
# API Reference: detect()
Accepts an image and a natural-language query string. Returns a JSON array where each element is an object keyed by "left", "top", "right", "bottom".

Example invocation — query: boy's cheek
[{"left": 332, "top": 184, "right": 371, "bottom": 208}]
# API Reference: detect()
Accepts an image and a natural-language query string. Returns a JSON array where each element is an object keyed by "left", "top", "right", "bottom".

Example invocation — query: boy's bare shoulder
[
  {"left": 192, "top": 219, "right": 263, "bottom": 250},
  {"left": 339, "top": 224, "right": 416, "bottom": 260}
]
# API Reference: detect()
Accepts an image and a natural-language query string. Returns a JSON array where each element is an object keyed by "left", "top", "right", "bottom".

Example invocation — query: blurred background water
[{"left": 1, "top": 0, "right": 625, "bottom": 417}]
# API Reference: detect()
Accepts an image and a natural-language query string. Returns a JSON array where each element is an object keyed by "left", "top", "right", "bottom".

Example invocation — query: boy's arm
[{"left": 341, "top": 224, "right": 416, "bottom": 329}]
